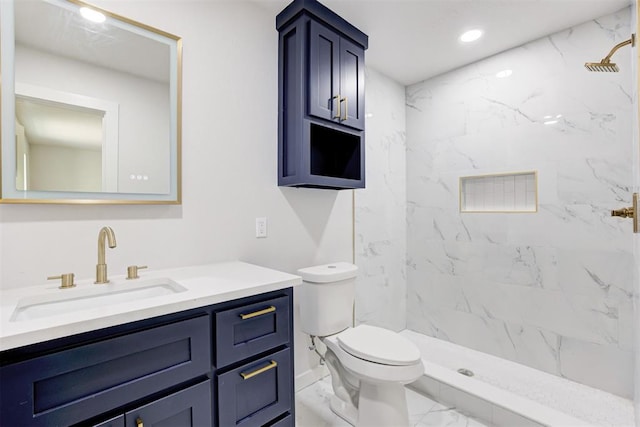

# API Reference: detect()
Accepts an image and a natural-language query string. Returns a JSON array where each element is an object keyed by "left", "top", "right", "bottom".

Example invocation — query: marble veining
[
  {"left": 355, "top": 68, "right": 408, "bottom": 332},
  {"left": 406, "top": 7, "right": 634, "bottom": 398}
]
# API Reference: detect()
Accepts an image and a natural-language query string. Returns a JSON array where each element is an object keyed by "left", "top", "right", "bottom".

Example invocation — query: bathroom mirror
[{"left": 0, "top": 0, "right": 182, "bottom": 204}]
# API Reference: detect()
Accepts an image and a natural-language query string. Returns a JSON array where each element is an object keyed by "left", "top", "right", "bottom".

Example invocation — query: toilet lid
[{"left": 337, "top": 325, "right": 421, "bottom": 366}]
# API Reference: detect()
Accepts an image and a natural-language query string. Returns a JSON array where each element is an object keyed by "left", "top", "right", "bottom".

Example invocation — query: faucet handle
[
  {"left": 126, "top": 265, "right": 148, "bottom": 280},
  {"left": 48, "top": 273, "right": 76, "bottom": 289}
]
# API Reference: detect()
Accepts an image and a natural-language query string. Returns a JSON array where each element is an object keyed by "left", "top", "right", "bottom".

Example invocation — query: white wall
[
  {"left": 406, "top": 7, "right": 635, "bottom": 398},
  {"left": 0, "top": 0, "right": 352, "bottom": 387}
]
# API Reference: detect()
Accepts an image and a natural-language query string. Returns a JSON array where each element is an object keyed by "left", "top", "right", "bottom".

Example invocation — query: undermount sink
[{"left": 10, "top": 277, "right": 187, "bottom": 322}]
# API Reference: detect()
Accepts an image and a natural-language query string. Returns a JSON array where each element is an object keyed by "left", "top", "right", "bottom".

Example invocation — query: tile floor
[{"left": 295, "top": 376, "right": 490, "bottom": 427}]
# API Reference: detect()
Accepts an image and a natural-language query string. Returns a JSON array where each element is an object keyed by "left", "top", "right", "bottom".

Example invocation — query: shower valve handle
[
  {"left": 611, "top": 207, "right": 634, "bottom": 218},
  {"left": 611, "top": 193, "right": 639, "bottom": 233}
]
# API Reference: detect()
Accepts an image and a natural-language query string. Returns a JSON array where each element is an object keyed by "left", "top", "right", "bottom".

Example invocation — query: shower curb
[{"left": 409, "top": 360, "right": 598, "bottom": 427}]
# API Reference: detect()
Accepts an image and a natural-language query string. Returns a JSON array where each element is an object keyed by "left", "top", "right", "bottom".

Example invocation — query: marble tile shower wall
[
  {"left": 355, "top": 68, "right": 407, "bottom": 332},
  {"left": 405, "top": 7, "right": 635, "bottom": 398}
]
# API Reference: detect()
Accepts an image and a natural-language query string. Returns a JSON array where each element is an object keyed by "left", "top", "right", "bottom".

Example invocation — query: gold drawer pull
[
  {"left": 239, "top": 305, "right": 276, "bottom": 320},
  {"left": 240, "top": 360, "right": 278, "bottom": 380},
  {"left": 136, "top": 417, "right": 144, "bottom": 427}
]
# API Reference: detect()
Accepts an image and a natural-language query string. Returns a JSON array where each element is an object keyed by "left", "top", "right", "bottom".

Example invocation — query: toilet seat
[
  {"left": 323, "top": 327, "right": 424, "bottom": 384},
  {"left": 337, "top": 325, "right": 421, "bottom": 366}
]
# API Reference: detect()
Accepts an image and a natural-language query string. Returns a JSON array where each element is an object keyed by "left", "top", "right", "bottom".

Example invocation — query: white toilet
[{"left": 298, "top": 262, "right": 424, "bottom": 427}]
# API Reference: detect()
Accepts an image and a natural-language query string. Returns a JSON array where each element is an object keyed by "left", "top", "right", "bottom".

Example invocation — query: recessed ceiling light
[
  {"left": 496, "top": 69, "right": 512, "bottom": 78},
  {"left": 459, "top": 29, "right": 483, "bottom": 43},
  {"left": 80, "top": 7, "right": 106, "bottom": 23}
]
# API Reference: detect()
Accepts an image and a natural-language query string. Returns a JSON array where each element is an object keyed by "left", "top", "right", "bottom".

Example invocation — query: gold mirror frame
[{"left": 0, "top": 0, "right": 182, "bottom": 204}]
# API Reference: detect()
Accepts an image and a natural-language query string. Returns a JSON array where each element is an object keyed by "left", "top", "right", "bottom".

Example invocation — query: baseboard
[{"left": 295, "top": 364, "right": 329, "bottom": 392}]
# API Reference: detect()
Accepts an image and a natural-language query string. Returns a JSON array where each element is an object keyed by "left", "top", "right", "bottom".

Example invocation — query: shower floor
[{"left": 401, "top": 330, "right": 635, "bottom": 427}]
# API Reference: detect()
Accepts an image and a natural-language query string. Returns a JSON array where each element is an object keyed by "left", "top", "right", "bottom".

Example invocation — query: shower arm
[{"left": 600, "top": 35, "right": 635, "bottom": 64}]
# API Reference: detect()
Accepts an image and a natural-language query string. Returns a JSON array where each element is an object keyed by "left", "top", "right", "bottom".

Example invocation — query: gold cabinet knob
[
  {"left": 47, "top": 273, "right": 76, "bottom": 289},
  {"left": 126, "top": 265, "right": 148, "bottom": 280}
]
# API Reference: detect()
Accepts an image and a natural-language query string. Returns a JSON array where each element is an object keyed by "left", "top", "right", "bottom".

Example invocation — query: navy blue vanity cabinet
[
  {"left": 0, "top": 315, "right": 211, "bottom": 427},
  {"left": 277, "top": 0, "right": 368, "bottom": 189},
  {"left": 124, "top": 380, "right": 212, "bottom": 427},
  {"left": 92, "top": 380, "right": 212, "bottom": 427},
  {"left": 215, "top": 294, "right": 290, "bottom": 367},
  {"left": 217, "top": 349, "right": 292, "bottom": 426},
  {"left": 214, "top": 291, "right": 294, "bottom": 426},
  {"left": 0, "top": 287, "right": 295, "bottom": 427}
]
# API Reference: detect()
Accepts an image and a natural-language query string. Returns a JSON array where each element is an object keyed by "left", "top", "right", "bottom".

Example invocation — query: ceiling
[{"left": 252, "top": 0, "right": 633, "bottom": 86}]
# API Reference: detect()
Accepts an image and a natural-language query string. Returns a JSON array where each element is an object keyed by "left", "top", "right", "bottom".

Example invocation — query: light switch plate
[{"left": 256, "top": 217, "right": 267, "bottom": 238}]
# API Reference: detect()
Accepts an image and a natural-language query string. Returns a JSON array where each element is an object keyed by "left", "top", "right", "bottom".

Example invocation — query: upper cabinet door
[
  {"left": 308, "top": 20, "right": 364, "bottom": 131},
  {"left": 339, "top": 37, "right": 365, "bottom": 130},
  {"left": 308, "top": 20, "right": 340, "bottom": 123}
]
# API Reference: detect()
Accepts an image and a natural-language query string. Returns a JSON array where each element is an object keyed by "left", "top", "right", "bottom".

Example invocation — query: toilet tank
[{"left": 297, "top": 262, "right": 358, "bottom": 337}]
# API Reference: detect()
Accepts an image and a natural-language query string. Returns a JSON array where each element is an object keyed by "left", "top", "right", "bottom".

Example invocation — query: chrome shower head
[{"left": 585, "top": 34, "right": 635, "bottom": 72}]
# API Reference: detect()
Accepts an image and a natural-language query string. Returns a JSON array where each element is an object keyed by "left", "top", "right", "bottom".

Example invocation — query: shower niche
[
  {"left": 276, "top": 0, "right": 368, "bottom": 189},
  {"left": 460, "top": 171, "right": 538, "bottom": 213}
]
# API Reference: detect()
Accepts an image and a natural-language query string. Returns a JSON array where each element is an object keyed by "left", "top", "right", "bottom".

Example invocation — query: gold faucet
[{"left": 95, "top": 226, "right": 117, "bottom": 284}]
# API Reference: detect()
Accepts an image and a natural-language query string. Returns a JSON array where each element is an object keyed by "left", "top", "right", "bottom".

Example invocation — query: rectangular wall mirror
[{"left": 0, "top": 0, "right": 182, "bottom": 204}]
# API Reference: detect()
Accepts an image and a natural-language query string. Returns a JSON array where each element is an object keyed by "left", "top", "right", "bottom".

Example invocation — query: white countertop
[{"left": 0, "top": 261, "right": 301, "bottom": 352}]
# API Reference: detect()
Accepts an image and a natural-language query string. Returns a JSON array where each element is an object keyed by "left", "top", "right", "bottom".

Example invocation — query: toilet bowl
[
  {"left": 321, "top": 324, "right": 424, "bottom": 426},
  {"left": 297, "top": 262, "right": 424, "bottom": 427}
]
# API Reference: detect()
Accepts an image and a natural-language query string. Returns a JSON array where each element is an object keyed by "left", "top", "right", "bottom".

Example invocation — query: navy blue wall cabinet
[
  {"left": 0, "top": 288, "right": 294, "bottom": 427},
  {"left": 277, "top": 0, "right": 368, "bottom": 189}
]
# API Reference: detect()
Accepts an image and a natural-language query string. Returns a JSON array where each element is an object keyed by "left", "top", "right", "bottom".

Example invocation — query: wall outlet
[{"left": 255, "top": 217, "right": 267, "bottom": 238}]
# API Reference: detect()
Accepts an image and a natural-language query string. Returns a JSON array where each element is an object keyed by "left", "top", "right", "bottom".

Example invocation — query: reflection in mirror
[
  {"left": 1, "top": 0, "right": 182, "bottom": 203},
  {"left": 15, "top": 83, "right": 118, "bottom": 193},
  {"left": 16, "top": 97, "right": 103, "bottom": 193}
]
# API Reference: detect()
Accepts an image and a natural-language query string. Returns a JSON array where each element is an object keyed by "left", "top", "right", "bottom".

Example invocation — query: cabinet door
[
  {"left": 125, "top": 380, "right": 212, "bottom": 427},
  {"left": 217, "top": 348, "right": 292, "bottom": 427},
  {"left": 308, "top": 20, "right": 340, "bottom": 123},
  {"left": 339, "top": 37, "right": 365, "bottom": 130},
  {"left": 215, "top": 294, "right": 290, "bottom": 367},
  {"left": 0, "top": 316, "right": 210, "bottom": 427}
]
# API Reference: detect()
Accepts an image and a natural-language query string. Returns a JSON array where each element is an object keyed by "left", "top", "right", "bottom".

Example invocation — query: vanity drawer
[
  {"left": 0, "top": 315, "right": 210, "bottom": 427},
  {"left": 215, "top": 294, "right": 290, "bottom": 367},
  {"left": 125, "top": 379, "right": 212, "bottom": 427},
  {"left": 217, "top": 348, "right": 292, "bottom": 427}
]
